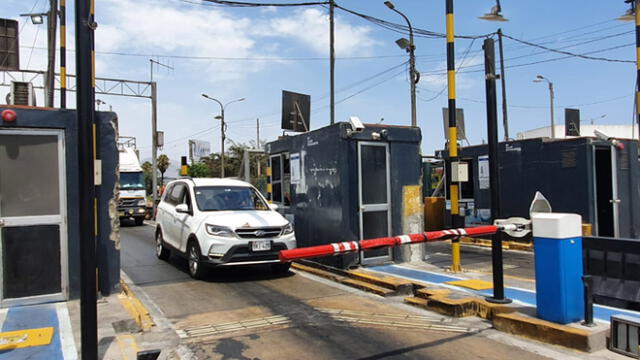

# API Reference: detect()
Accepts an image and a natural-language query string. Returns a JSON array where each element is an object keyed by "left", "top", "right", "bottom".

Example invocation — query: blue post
[{"left": 532, "top": 213, "right": 584, "bottom": 324}]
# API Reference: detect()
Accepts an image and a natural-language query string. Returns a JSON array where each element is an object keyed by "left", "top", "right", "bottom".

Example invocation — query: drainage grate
[
  {"left": 176, "top": 315, "right": 291, "bottom": 339},
  {"left": 609, "top": 314, "right": 640, "bottom": 358}
]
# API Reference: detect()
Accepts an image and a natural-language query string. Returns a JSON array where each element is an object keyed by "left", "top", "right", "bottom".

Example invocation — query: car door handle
[{"left": 610, "top": 199, "right": 621, "bottom": 204}]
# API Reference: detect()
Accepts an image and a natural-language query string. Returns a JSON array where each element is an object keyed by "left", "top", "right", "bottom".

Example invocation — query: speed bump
[
  {"left": 0, "top": 327, "right": 54, "bottom": 350},
  {"left": 446, "top": 279, "right": 493, "bottom": 290}
]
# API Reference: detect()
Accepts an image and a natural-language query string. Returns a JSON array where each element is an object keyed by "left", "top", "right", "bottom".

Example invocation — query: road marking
[
  {"left": 56, "top": 302, "right": 78, "bottom": 360},
  {"left": 0, "top": 327, "right": 54, "bottom": 350}
]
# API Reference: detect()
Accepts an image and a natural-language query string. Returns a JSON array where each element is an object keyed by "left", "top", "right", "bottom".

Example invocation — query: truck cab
[{"left": 118, "top": 140, "right": 147, "bottom": 225}]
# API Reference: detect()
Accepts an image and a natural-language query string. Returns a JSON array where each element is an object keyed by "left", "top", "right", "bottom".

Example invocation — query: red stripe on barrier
[{"left": 279, "top": 225, "right": 500, "bottom": 262}]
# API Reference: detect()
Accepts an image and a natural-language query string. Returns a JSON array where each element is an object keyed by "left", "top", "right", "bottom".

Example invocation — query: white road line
[
  {"left": 56, "top": 302, "right": 78, "bottom": 360},
  {"left": 0, "top": 307, "right": 8, "bottom": 331}
]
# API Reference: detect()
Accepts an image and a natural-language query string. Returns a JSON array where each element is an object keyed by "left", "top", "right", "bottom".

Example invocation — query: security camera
[
  {"left": 593, "top": 129, "right": 609, "bottom": 142},
  {"left": 594, "top": 129, "right": 625, "bottom": 150},
  {"left": 348, "top": 116, "right": 365, "bottom": 132}
]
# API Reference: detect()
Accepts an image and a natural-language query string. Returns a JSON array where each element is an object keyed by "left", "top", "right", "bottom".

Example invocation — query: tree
[
  {"left": 157, "top": 154, "right": 170, "bottom": 186},
  {"left": 141, "top": 161, "right": 153, "bottom": 195},
  {"left": 188, "top": 163, "right": 211, "bottom": 178}
]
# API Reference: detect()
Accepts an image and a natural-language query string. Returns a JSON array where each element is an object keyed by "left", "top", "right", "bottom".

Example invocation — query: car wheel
[
  {"left": 188, "top": 241, "right": 207, "bottom": 279},
  {"left": 271, "top": 262, "right": 291, "bottom": 274},
  {"left": 156, "top": 231, "right": 170, "bottom": 261},
  {"left": 135, "top": 217, "right": 144, "bottom": 226}
]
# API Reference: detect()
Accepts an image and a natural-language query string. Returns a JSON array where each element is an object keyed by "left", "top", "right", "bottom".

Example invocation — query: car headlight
[
  {"left": 282, "top": 223, "right": 294, "bottom": 235},
  {"left": 137, "top": 199, "right": 147, "bottom": 206},
  {"left": 205, "top": 224, "right": 235, "bottom": 237}
]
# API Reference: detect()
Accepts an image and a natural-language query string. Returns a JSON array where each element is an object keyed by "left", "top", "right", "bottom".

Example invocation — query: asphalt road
[{"left": 121, "top": 223, "right": 550, "bottom": 360}]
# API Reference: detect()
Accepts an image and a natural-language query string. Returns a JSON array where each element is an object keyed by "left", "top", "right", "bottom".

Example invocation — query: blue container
[{"left": 533, "top": 213, "right": 584, "bottom": 324}]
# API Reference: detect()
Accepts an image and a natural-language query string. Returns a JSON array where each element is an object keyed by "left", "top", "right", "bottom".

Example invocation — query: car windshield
[
  {"left": 120, "top": 172, "right": 145, "bottom": 190},
  {"left": 194, "top": 186, "right": 269, "bottom": 211}
]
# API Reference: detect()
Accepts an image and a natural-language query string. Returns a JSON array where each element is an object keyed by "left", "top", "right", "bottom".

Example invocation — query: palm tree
[{"left": 157, "top": 155, "right": 170, "bottom": 186}]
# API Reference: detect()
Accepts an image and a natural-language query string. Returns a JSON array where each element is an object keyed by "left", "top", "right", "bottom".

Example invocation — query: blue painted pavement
[{"left": 0, "top": 303, "right": 63, "bottom": 360}]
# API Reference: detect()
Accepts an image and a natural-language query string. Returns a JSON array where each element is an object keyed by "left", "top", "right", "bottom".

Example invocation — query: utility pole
[
  {"left": 256, "top": 118, "right": 261, "bottom": 176},
  {"left": 483, "top": 37, "right": 510, "bottom": 304},
  {"left": 329, "top": 0, "right": 335, "bottom": 125},
  {"left": 220, "top": 107, "right": 226, "bottom": 177},
  {"left": 445, "top": 0, "right": 462, "bottom": 271},
  {"left": 637, "top": 0, "right": 640, "bottom": 142},
  {"left": 59, "top": 0, "right": 66, "bottom": 108},
  {"left": 497, "top": 29, "right": 508, "bottom": 140},
  {"left": 549, "top": 82, "right": 555, "bottom": 138},
  {"left": 46, "top": 0, "right": 58, "bottom": 108},
  {"left": 149, "top": 59, "right": 172, "bottom": 216},
  {"left": 75, "top": 0, "right": 97, "bottom": 357}
]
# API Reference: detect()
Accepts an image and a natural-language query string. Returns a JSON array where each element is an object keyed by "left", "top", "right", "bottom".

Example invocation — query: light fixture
[
  {"left": 30, "top": 15, "right": 44, "bottom": 24},
  {"left": 395, "top": 38, "right": 411, "bottom": 50},
  {"left": 478, "top": 1, "right": 508, "bottom": 22},
  {"left": 384, "top": 1, "right": 395, "bottom": 10},
  {"left": 533, "top": 74, "right": 545, "bottom": 83},
  {"left": 617, "top": 2, "right": 635, "bottom": 21}
]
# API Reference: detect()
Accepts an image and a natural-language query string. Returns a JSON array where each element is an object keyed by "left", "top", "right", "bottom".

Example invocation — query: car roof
[{"left": 171, "top": 178, "right": 253, "bottom": 188}]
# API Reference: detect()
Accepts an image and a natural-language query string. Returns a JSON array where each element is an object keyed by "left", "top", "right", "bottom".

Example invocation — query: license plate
[
  {"left": 251, "top": 240, "right": 271, "bottom": 252},
  {"left": 118, "top": 212, "right": 125, "bottom": 217}
]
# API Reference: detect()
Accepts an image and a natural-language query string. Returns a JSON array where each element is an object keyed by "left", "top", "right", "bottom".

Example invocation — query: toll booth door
[
  {"left": 357, "top": 142, "right": 392, "bottom": 265},
  {"left": 594, "top": 146, "right": 620, "bottom": 237},
  {"left": 0, "top": 129, "right": 67, "bottom": 307}
]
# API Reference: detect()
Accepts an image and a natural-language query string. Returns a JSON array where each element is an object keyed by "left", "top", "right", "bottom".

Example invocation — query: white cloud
[{"left": 267, "top": 8, "right": 379, "bottom": 56}]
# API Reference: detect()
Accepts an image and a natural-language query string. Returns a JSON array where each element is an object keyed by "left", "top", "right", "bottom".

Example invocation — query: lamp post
[
  {"left": 384, "top": 1, "right": 418, "bottom": 128},
  {"left": 478, "top": 1, "right": 509, "bottom": 140},
  {"left": 201, "top": 94, "right": 245, "bottom": 178},
  {"left": 21, "top": 5, "right": 57, "bottom": 108},
  {"left": 533, "top": 75, "right": 556, "bottom": 138}
]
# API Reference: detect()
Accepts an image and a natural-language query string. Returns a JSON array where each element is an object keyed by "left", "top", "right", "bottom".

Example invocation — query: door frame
[
  {"left": 357, "top": 141, "right": 392, "bottom": 265},
  {"left": 610, "top": 146, "right": 620, "bottom": 237},
  {"left": 0, "top": 128, "right": 68, "bottom": 307}
]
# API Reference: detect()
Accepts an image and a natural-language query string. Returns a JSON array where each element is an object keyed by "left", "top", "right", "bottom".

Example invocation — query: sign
[
  {"left": 565, "top": 108, "right": 580, "bottom": 137},
  {"left": 478, "top": 155, "right": 490, "bottom": 190},
  {"left": 290, "top": 153, "right": 301, "bottom": 184},
  {"left": 281, "top": 90, "right": 310, "bottom": 132},
  {"left": 189, "top": 140, "right": 211, "bottom": 162}
]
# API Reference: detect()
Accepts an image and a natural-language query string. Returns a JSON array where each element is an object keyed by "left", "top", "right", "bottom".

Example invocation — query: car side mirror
[
  {"left": 176, "top": 203, "right": 190, "bottom": 214},
  {"left": 269, "top": 203, "right": 279, "bottom": 211}
]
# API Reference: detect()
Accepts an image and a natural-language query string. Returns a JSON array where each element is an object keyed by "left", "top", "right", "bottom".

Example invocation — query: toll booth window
[{"left": 270, "top": 153, "right": 291, "bottom": 206}]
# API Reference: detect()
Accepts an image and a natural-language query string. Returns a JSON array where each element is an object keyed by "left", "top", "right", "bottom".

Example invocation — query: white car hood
[{"left": 202, "top": 210, "right": 288, "bottom": 229}]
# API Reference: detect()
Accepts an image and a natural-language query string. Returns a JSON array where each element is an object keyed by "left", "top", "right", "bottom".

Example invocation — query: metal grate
[
  {"left": 10, "top": 81, "right": 33, "bottom": 106},
  {"left": 235, "top": 227, "right": 282, "bottom": 239},
  {"left": 0, "top": 18, "right": 19, "bottom": 70},
  {"left": 609, "top": 314, "right": 640, "bottom": 357}
]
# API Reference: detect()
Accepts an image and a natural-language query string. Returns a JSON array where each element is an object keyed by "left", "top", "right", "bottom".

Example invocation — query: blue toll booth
[{"left": 532, "top": 213, "right": 584, "bottom": 324}]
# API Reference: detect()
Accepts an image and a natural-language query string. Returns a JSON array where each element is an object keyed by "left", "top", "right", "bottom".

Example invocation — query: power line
[{"left": 184, "top": 0, "right": 330, "bottom": 7}]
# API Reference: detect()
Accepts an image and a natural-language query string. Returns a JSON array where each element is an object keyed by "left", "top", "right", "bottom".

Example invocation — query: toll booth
[
  {"left": 266, "top": 122, "right": 423, "bottom": 268},
  {"left": 435, "top": 137, "right": 640, "bottom": 238},
  {"left": 0, "top": 106, "right": 120, "bottom": 307}
]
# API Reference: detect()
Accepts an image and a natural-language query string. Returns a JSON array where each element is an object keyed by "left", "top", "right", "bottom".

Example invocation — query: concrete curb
[{"left": 119, "top": 280, "right": 156, "bottom": 331}]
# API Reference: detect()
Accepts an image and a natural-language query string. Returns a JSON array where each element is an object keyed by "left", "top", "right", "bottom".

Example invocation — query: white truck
[{"left": 118, "top": 139, "right": 147, "bottom": 225}]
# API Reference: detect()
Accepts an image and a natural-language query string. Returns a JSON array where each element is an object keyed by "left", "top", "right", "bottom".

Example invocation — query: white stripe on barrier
[
  {"left": 398, "top": 235, "right": 412, "bottom": 244},
  {"left": 351, "top": 241, "right": 360, "bottom": 251},
  {"left": 332, "top": 244, "right": 341, "bottom": 254},
  {"left": 459, "top": 229, "right": 467, "bottom": 236},
  {"left": 342, "top": 242, "right": 351, "bottom": 251}
]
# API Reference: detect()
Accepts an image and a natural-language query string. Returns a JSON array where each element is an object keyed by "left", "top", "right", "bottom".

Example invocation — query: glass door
[
  {"left": 0, "top": 129, "right": 67, "bottom": 306},
  {"left": 358, "top": 142, "right": 392, "bottom": 265}
]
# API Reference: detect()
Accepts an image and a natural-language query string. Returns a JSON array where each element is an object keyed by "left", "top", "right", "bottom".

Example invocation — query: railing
[{"left": 583, "top": 236, "right": 640, "bottom": 309}]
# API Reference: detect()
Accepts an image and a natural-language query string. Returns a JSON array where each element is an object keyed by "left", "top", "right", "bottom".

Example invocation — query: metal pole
[
  {"left": 151, "top": 82, "right": 158, "bottom": 214},
  {"left": 408, "top": 23, "right": 417, "bottom": 128},
  {"left": 549, "top": 82, "right": 555, "bottom": 138},
  {"left": 329, "top": 0, "right": 335, "bottom": 125},
  {"left": 75, "top": 0, "right": 97, "bottom": 357},
  {"left": 59, "top": 0, "right": 66, "bottom": 108},
  {"left": 257, "top": 118, "right": 261, "bottom": 176},
  {"left": 582, "top": 275, "right": 595, "bottom": 327},
  {"left": 497, "top": 29, "right": 508, "bottom": 140},
  {"left": 484, "top": 38, "right": 510, "bottom": 304},
  {"left": 46, "top": 0, "right": 58, "bottom": 108},
  {"left": 446, "top": 0, "right": 462, "bottom": 272},
  {"left": 636, "top": 0, "right": 640, "bottom": 142},
  {"left": 221, "top": 107, "right": 225, "bottom": 178}
]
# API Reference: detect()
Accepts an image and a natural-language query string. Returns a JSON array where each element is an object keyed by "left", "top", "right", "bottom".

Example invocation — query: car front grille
[
  {"left": 235, "top": 227, "right": 282, "bottom": 239},
  {"left": 119, "top": 198, "right": 141, "bottom": 207}
]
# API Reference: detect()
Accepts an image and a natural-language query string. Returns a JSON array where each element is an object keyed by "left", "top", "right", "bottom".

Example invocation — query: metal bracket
[{"left": 494, "top": 217, "right": 531, "bottom": 238}]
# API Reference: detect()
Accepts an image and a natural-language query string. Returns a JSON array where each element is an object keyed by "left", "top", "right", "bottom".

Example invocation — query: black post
[
  {"left": 582, "top": 275, "right": 595, "bottom": 327},
  {"left": 75, "top": 0, "right": 98, "bottom": 358},
  {"left": 484, "top": 38, "right": 511, "bottom": 304},
  {"left": 329, "top": 0, "right": 335, "bottom": 125}
]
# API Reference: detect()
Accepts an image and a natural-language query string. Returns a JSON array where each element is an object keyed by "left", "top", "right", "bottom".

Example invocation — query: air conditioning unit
[{"left": 10, "top": 81, "right": 35, "bottom": 106}]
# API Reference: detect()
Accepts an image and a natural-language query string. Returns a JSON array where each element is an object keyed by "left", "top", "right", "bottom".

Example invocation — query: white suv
[{"left": 155, "top": 178, "right": 296, "bottom": 278}]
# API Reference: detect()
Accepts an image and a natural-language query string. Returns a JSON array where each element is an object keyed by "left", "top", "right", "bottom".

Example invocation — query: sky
[{"left": 2, "top": 0, "right": 638, "bottom": 167}]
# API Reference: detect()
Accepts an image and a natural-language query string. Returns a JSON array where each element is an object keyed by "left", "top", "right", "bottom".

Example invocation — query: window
[
  {"left": 169, "top": 183, "right": 186, "bottom": 205},
  {"left": 270, "top": 153, "right": 291, "bottom": 206},
  {"left": 194, "top": 186, "right": 269, "bottom": 211}
]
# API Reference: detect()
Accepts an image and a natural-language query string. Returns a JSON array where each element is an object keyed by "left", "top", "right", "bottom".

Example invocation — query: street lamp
[
  {"left": 533, "top": 75, "right": 556, "bottom": 139},
  {"left": 20, "top": 8, "right": 56, "bottom": 108},
  {"left": 201, "top": 94, "right": 245, "bottom": 178},
  {"left": 586, "top": 114, "right": 607, "bottom": 125},
  {"left": 617, "top": 1, "right": 635, "bottom": 21},
  {"left": 478, "top": 1, "right": 509, "bottom": 141},
  {"left": 20, "top": 12, "right": 47, "bottom": 24},
  {"left": 384, "top": 1, "right": 418, "bottom": 128},
  {"left": 617, "top": 0, "right": 640, "bottom": 142}
]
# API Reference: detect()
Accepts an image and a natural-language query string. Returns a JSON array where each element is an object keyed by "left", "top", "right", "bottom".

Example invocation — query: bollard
[{"left": 582, "top": 275, "right": 596, "bottom": 327}]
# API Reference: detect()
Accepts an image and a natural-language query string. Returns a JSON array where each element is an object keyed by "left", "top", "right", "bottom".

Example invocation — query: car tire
[
  {"left": 156, "top": 231, "right": 170, "bottom": 261},
  {"left": 135, "top": 217, "right": 144, "bottom": 226},
  {"left": 271, "top": 262, "right": 291, "bottom": 274},
  {"left": 187, "top": 240, "right": 207, "bottom": 279}
]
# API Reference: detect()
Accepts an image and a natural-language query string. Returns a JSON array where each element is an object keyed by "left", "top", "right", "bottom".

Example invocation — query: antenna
[{"left": 150, "top": 58, "right": 174, "bottom": 82}]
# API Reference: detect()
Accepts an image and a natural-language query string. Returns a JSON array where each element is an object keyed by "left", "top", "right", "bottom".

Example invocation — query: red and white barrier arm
[{"left": 279, "top": 225, "right": 512, "bottom": 262}]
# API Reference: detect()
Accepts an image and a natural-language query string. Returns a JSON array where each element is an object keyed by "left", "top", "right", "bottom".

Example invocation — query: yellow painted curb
[
  {"left": 446, "top": 279, "right": 493, "bottom": 290},
  {"left": 119, "top": 280, "right": 155, "bottom": 331},
  {"left": 0, "top": 327, "right": 54, "bottom": 350}
]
